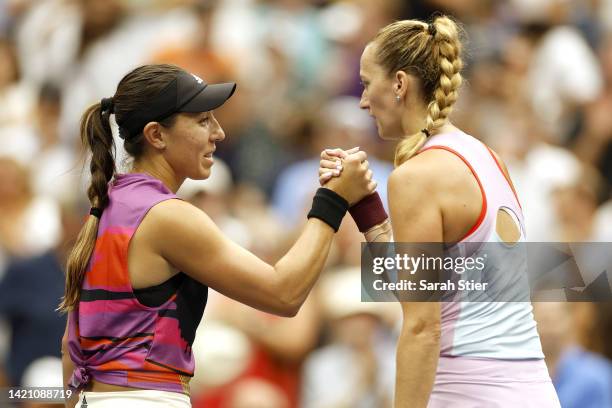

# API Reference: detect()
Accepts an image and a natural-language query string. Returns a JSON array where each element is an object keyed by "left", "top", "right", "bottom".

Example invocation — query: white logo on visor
[{"left": 191, "top": 73, "right": 204, "bottom": 84}]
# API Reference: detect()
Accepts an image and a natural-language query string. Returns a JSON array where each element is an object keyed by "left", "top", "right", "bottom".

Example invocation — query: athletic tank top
[
  {"left": 418, "top": 131, "right": 544, "bottom": 359},
  {"left": 67, "top": 173, "right": 208, "bottom": 394}
]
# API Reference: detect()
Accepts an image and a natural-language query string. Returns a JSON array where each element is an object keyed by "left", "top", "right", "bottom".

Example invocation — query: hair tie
[
  {"left": 428, "top": 23, "right": 437, "bottom": 36},
  {"left": 100, "top": 97, "right": 114, "bottom": 114},
  {"left": 421, "top": 128, "right": 431, "bottom": 137},
  {"left": 89, "top": 207, "right": 103, "bottom": 218}
]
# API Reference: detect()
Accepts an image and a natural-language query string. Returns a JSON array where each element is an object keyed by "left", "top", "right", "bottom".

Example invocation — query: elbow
[
  {"left": 278, "top": 306, "right": 300, "bottom": 318},
  {"left": 274, "top": 295, "right": 302, "bottom": 317},
  {"left": 401, "top": 316, "right": 441, "bottom": 345},
  {"left": 270, "top": 273, "right": 303, "bottom": 317}
]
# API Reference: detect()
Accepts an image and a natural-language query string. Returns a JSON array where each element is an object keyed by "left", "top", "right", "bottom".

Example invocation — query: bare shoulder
[
  {"left": 388, "top": 149, "right": 464, "bottom": 199},
  {"left": 388, "top": 148, "right": 481, "bottom": 243},
  {"left": 387, "top": 152, "right": 449, "bottom": 242},
  {"left": 146, "top": 198, "right": 210, "bottom": 224},
  {"left": 139, "top": 198, "right": 222, "bottom": 252}
]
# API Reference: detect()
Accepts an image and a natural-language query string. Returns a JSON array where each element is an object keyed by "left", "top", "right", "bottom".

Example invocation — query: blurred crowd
[{"left": 0, "top": 0, "right": 611, "bottom": 407}]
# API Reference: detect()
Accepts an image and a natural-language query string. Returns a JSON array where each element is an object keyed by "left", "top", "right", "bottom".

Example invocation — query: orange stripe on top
[
  {"left": 420, "top": 146, "right": 488, "bottom": 242},
  {"left": 483, "top": 145, "right": 522, "bottom": 209},
  {"left": 85, "top": 230, "right": 131, "bottom": 288},
  {"left": 127, "top": 366, "right": 185, "bottom": 385}
]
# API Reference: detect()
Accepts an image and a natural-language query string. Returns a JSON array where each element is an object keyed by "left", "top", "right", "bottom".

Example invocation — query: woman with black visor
[{"left": 59, "top": 64, "right": 376, "bottom": 407}]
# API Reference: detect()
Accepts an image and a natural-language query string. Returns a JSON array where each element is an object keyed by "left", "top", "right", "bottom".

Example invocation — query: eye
[{"left": 200, "top": 116, "right": 210, "bottom": 125}]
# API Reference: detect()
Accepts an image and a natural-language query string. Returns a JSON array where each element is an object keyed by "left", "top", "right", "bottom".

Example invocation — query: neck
[
  {"left": 399, "top": 103, "right": 427, "bottom": 138},
  {"left": 398, "top": 99, "right": 460, "bottom": 138},
  {"left": 432, "top": 122, "right": 460, "bottom": 136},
  {"left": 398, "top": 118, "right": 460, "bottom": 141},
  {"left": 131, "top": 158, "right": 182, "bottom": 193}
]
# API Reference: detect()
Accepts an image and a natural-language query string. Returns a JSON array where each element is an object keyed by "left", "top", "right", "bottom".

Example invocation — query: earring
[{"left": 395, "top": 95, "right": 401, "bottom": 102}]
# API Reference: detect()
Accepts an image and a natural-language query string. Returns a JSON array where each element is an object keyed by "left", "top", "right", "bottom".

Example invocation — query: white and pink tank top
[{"left": 418, "top": 130, "right": 544, "bottom": 360}]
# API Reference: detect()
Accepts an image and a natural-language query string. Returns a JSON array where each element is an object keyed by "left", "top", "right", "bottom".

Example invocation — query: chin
[
  {"left": 377, "top": 121, "right": 405, "bottom": 141},
  {"left": 377, "top": 127, "right": 396, "bottom": 141},
  {"left": 189, "top": 168, "right": 211, "bottom": 181},
  {"left": 375, "top": 123, "right": 385, "bottom": 140},
  {"left": 374, "top": 120, "right": 390, "bottom": 141}
]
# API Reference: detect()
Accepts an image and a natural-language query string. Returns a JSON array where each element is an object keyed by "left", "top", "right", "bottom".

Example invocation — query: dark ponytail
[
  {"left": 58, "top": 102, "right": 115, "bottom": 312},
  {"left": 58, "top": 64, "right": 186, "bottom": 312}
]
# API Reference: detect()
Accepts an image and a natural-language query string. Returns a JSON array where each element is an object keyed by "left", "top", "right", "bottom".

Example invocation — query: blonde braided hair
[{"left": 372, "top": 15, "right": 464, "bottom": 166}]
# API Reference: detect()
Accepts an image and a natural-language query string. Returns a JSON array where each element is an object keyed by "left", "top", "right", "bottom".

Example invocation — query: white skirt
[{"left": 75, "top": 390, "right": 191, "bottom": 407}]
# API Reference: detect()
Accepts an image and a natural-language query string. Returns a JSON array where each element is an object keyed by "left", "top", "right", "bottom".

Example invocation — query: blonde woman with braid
[{"left": 320, "top": 16, "right": 561, "bottom": 407}]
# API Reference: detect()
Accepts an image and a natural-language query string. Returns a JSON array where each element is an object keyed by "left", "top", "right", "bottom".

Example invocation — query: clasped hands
[{"left": 317, "top": 147, "right": 377, "bottom": 205}]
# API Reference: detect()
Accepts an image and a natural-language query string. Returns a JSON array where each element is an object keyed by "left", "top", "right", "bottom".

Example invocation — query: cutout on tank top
[{"left": 495, "top": 206, "right": 521, "bottom": 245}]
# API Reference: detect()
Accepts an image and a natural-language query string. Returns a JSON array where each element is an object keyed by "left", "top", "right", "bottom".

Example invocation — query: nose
[
  {"left": 213, "top": 126, "right": 225, "bottom": 142},
  {"left": 359, "top": 90, "right": 369, "bottom": 110},
  {"left": 211, "top": 116, "right": 226, "bottom": 142}
]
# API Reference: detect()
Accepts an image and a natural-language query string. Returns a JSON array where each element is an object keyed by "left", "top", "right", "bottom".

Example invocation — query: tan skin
[
  {"left": 319, "top": 42, "right": 519, "bottom": 407},
  {"left": 62, "top": 110, "right": 375, "bottom": 406}
]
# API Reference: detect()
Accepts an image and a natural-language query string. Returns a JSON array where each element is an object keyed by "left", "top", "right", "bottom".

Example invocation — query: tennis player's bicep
[
  {"left": 388, "top": 166, "right": 443, "bottom": 326},
  {"left": 388, "top": 167, "right": 443, "bottom": 243},
  {"left": 149, "top": 200, "right": 284, "bottom": 312}
]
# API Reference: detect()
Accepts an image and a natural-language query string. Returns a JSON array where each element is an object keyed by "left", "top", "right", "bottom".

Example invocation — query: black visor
[{"left": 117, "top": 71, "right": 236, "bottom": 139}]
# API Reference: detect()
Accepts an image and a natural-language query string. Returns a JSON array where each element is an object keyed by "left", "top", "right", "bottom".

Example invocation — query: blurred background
[{"left": 0, "top": 0, "right": 611, "bottom": 407}]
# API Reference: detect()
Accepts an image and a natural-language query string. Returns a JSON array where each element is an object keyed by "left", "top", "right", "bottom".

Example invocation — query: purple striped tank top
[{"left": 67, "top": 173, "right": 208, "bottom": 395}]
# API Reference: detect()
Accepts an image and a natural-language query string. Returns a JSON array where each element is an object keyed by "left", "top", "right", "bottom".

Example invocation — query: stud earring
[{"left": 395, "top": 95, "right": 401, "bottom": 102}]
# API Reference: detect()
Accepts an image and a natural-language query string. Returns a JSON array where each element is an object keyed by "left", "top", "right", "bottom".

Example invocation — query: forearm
[
  {"left": 364, "top": 218, "right": 393, "bottom": 242},
  {"left": 394, "top": 318, "right": 440, "bottom": 408},
  {"left": 274, "top": 218, "right": 335, "bottom": 311},
  {"left": 242, "top": 297, "right": 319, "bottom": 360}
]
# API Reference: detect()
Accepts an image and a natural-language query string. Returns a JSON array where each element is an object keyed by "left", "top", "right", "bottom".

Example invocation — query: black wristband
[{"left": 307, "top": 188, "right": 349, "bottom": 232}]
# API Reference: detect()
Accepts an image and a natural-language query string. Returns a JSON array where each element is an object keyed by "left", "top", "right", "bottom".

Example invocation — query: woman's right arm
[{"left": 147, "top": 152, "right": 374, "bottom": 317}]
